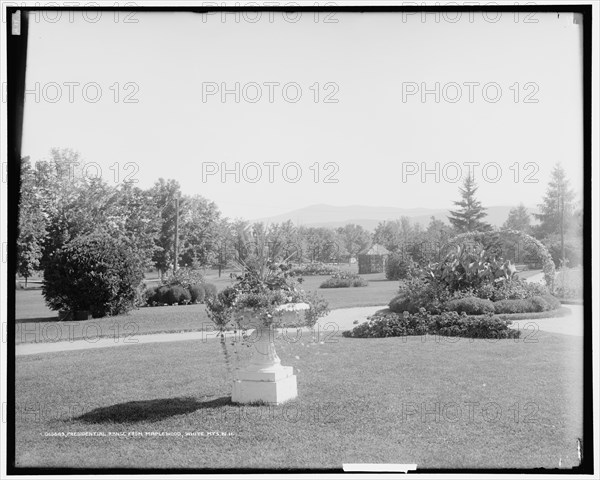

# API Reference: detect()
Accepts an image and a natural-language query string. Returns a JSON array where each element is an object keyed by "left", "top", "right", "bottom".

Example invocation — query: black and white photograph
[{"left": 1, "top": 1, "right": 597, "bottom": 477}]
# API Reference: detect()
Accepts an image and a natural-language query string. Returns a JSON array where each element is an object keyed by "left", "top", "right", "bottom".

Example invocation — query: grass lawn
[
  {"left": 15, "top": 270, "right": 399, "bottom": 345},
  {"left": 15, "top": 330, "right": 583, "bottom": 469}
]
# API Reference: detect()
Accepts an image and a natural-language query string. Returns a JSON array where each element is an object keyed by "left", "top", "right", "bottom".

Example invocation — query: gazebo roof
[{"left": 360, "top": 244, "right": 390, "bottom": 256}]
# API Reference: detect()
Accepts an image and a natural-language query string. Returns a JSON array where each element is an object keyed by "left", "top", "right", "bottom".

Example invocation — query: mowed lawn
[
  {"left": 15, "top": 270, "right": 398, "bottom": 345},
  {"left": 15, "top": 330, "right": 583, "bottom": 469}
]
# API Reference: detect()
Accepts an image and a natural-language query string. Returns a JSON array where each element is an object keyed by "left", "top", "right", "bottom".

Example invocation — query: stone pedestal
[{"left": 231, "top": 326, "right": 297, "bottom": 405}]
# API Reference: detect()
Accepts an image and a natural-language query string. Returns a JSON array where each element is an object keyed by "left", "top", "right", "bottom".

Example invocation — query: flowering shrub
[
  {"left": 342, "top": 309, "right": 520, "bottom": 339},
  {"left": 320, "top": 272, "right": 368, "bottom": 288}
]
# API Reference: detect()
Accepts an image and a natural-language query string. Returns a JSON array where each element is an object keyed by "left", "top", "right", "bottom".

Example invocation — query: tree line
[{"left": 16, "top": 148, "right": 583, "bottom": 285}]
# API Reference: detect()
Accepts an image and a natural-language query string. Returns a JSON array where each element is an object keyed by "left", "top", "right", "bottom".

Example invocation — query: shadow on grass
[
  {"left": 16, "top": 316, "right": 59, "bottom": 324},
  {"left": 75, "top": 396, "right": 232, "bottom": 424}
]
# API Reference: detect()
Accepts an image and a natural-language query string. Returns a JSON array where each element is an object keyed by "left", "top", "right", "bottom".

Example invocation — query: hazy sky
[{"left": 21, "top": 10, "right": 584, "bottom": 220}]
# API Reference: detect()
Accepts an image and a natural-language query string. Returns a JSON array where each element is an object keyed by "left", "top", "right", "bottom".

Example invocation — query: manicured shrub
[
  {"left": 492, "top": 295, "right": 560, "bottom": 314},
  {"left": 188, "top": 284, "right": 206, "bottom": 304},
  {"left": 443, "top": 296, "right": 495, "bottom": 315},
  {"left": 202, "top": 283, "right": 218, "bottom": 300},
  {"left": 42, "top": 232, "right": 145, "bottom": 318},
  {"left": 385, "top": 254, "right": 416, "bottom": 280},
  {"left": 167, "top": 285, "right": 191, "bottom": 305},
  {"left": 320, "top": 272, "right": 368, "bottom": 288}
]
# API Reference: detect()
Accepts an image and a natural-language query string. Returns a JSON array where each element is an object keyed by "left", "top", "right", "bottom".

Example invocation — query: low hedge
[
  {"left": 342, "top": 309, "right": 520, "bottom": 339},
  {"left": 290, "top": 263, "right": 340, "bottom": 276},
  {"left": 320, "top": 273, "right": 368, "bottom": 288}
]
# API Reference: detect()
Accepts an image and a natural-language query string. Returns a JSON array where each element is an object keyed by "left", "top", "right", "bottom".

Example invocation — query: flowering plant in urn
[
  {"left": 206, "top": 254, "right": 329, "bottom": 404},
  {"left": 206, "top": 258, "right": 329, "bottom": 331}
]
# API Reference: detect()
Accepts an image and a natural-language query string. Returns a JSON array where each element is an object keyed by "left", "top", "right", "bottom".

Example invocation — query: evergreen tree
[
  {"left": 448, "top": 174, "right": 491, "bottom": 233},
  {"left": 533, "top": 163, "right": 577, "bottom": 264},
  {"left": 503, "top": 203, "right": 531, "bottom": 233}
]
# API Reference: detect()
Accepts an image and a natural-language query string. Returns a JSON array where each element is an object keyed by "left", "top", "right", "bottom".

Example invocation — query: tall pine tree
[
  {"left": 448, "top": 174, "right": 491, "bottom": 233},
  {"left": 533, "top": 163, "right": 576, "bottom": 264}
]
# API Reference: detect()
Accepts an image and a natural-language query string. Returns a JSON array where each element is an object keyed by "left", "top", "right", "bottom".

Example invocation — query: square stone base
[{"left": 232, "top": 367, "right": 297, "bottom": 405}]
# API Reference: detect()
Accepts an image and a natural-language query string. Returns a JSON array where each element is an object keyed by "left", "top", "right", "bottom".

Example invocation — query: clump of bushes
[
  {"left": 343, "top": 309, "right": 520, "bottom": 339},
  {"left": 320, "top": 272, "right": 368, "bottom": 288},
  {"left": 385, "top": 253, "right": 417, "bottom": 281},
  {"left": 387, "top": 244, "right": 562, "bottom": 317},
  {"left": 144, "top": 282, "right": 218, "bottom": 306},
  {"left": 42, "top": 232, "right": 146, "bottom": 318}
]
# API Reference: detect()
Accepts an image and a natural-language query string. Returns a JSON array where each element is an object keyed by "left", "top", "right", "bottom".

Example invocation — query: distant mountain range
[{"left": 255, "top": 204, "right": 538, "bottom": 231}]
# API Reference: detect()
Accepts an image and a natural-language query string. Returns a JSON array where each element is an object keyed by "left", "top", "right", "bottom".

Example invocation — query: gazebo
[{"left": 358, "top": 244, "right": 390, "bottom": 274}]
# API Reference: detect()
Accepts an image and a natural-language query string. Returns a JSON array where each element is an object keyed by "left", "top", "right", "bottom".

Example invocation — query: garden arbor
[{"left": 444, "top": 229, "right": 556, "bottom": 291}]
